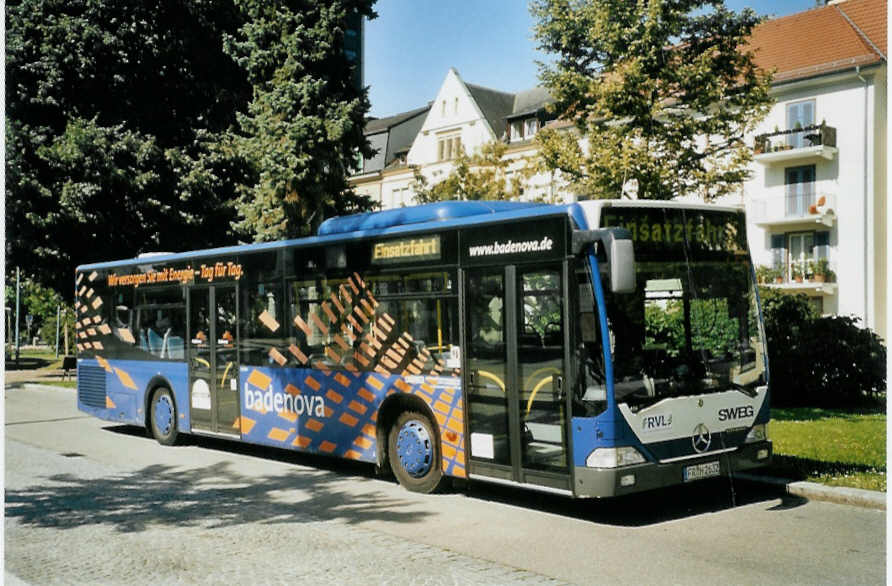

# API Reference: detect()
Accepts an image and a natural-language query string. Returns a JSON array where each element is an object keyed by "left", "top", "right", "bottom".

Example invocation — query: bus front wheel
[
  {"left": 388, "top": 411, "right": 444, "bottom": 493},
  {"left": 150, "top": 387, "right": 179, "bottom": 446}
]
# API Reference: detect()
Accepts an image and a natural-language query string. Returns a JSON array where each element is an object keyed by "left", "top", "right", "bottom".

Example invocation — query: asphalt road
[{"left": 5, "top": 385, "right": 886, "bottom": 585}]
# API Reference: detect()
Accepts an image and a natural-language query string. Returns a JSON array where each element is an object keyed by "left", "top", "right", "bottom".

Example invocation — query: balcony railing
[
  {"left": 752, "top": 123, "right": 838, "bottom": 164},
  {"left": 756, "top": 260, "right": 838, "bottom": 295},
  {"left": 750, "top": 192, "right": 836, "bottom": 227}
]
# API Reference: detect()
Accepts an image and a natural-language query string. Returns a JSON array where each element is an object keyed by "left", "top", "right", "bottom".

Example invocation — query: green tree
[
  {"left": 410, "top": 141, "right": 535, "bottom": 203},
  {"left": 225, "top": 1, "right": 377, "bottom": 240},
  {"left": 6, "top": 0, "right": 252, "bottom": 297},
  {"left": 531, "top": 0, "right": 772, "bottom": 200}
]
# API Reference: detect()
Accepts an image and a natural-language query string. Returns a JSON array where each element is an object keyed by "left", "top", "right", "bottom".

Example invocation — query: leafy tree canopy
[
  {"left": 411, "top": 141, "right": 536, "bottom": 203},
  {"left": 531, "top": 0, "right": 772, "bottom": 200}
]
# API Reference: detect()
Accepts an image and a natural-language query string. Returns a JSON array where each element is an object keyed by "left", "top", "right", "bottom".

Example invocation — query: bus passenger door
[
  {"left": 464, "top": 263, "right": 570, "bottom": 491},
  {"left": 188, "top": 286, "right": 240, "bottom": 436}
]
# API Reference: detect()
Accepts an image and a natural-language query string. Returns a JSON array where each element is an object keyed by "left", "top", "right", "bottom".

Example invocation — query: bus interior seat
[
  {"left": 147, "top": 328, "right": 163, "bottom": 356},
  {"left": 167, "top": 335, "right": 185, "bottom": 359},
  {"left": 160, "top": 329, "right": 170, "bottom": 359}
]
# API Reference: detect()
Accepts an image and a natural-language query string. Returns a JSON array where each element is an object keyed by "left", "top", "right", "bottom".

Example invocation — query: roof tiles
[{"left": 749, "top": 0, "right": 886, "bottom": 83}]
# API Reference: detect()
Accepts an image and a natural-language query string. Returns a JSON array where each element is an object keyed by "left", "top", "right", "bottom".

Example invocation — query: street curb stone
[
  {"left": 737, "top": 473, "right": 886, "bottom": 510},
  {"left": 14, "top": 383, "right": 74, "bottom": 392}
]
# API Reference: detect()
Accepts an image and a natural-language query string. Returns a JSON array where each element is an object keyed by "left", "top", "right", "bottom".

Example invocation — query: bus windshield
[{"left": 602, "top": 207, "right": 767, "bottom": 410}]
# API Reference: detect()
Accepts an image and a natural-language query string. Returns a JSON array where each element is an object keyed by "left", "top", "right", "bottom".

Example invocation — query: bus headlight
[
  {"left": 745, "top": 424, "right": 767, "bottom": 443},
  {"left": 586, "top": 447, "right": 647, "bottom": 468}
]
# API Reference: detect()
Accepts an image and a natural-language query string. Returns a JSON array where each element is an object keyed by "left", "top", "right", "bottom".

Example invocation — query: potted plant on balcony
[
  {"left": 755, "top": 265, "right": 770, "bottom": 284},
  {"left": 791, "top": 263, "right": 804, "bottom": 283},
  {"left": 812, "top": 258, "right": 833, "bottom": 283}
]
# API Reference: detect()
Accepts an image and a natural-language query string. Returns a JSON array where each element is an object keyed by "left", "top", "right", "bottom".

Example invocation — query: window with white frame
[
  {"left": 510, "top": 121, "right": 523, "bottom": 142},
  {"left": 437, "top": 134, "right": 462, "bottom": 161},
  {"left": 524, "top": 118, "right": 539, "bottom": 138},
  {"left": 786, "top": 100, "right": 815, "bottom": 149},
  {"left": 769, "top": 230, "right": 830, "bottom": 282}
]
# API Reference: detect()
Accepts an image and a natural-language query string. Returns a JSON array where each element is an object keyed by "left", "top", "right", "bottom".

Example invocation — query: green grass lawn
[{"left": 766, "top": 407, "right": 886, "bottom": 492}]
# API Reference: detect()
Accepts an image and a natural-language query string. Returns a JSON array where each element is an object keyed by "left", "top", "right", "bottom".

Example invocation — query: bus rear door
[{"left": 188, "top": 285, "right": 240, "bottom": 436}]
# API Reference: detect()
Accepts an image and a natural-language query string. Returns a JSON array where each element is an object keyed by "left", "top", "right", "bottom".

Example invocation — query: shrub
[{"left": 759, "top": 288, "right": 886, "bottom": 408}]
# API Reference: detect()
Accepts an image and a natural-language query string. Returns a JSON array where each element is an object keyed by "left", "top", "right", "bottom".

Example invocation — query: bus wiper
[{"left": 729, "top": 382, "right": 757, "bottom": 398}]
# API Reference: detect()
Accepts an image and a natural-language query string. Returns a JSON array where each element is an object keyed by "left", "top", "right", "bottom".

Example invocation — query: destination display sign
[
  {"left": 371, "top": 236, "right": 442, "bottom": 265},
  {"left": 602, "top": 207, "right": 746, "bottom": 258}
]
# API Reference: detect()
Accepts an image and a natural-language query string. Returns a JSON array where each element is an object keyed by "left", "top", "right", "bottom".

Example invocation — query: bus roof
[{"left": 76, "top": 199, "right": 743, "bottom": 271}]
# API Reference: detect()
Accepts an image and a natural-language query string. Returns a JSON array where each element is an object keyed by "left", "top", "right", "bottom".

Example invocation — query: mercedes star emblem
[{"left": 692, "top": 423, "right": 712, "bottom": 453}]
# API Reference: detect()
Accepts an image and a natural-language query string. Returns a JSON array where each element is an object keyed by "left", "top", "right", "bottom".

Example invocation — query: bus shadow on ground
[
  {"left": 5, "top": 427, "right": 433, "bottom": 534},
  {"left": 462, "top": 476, "right": 808, "bottom": 527}
]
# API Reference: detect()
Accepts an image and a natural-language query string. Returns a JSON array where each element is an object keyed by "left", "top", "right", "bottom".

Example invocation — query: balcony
[
  {"left": 750, "top": 192, "right": 836, "bottom": 228},
  {"left": 753, "top": 123, "right": 837, "bottom": 165},
  {"left": 756, "top": 261, "right": 838, "bottom": 296}
]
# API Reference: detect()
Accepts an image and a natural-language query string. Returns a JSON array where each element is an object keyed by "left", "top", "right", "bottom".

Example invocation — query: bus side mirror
[
  {"left": 608, "top": 236, "right": 636, "bottom": 294},
  {"left": 572, "top": 228, "right": 636, "bottom": 294}
]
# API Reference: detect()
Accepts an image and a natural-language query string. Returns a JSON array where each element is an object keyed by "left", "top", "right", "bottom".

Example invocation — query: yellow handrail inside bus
[
  {"left": 220, "top": 361, "right": 234, "bottom": 389},
  {"left": 525, "top": 373, "right": 559, "bottom": 416},
  {"left": 193, "top": 357, "right": 210, "bottom": 368},
  {"left": 476, "top": 370, "right": 506, "bottom": 393}
]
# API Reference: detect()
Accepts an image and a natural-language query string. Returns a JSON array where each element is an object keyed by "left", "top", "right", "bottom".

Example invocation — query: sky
[{"left": 365, "top": 0, "right": 823, "bottom": 117}]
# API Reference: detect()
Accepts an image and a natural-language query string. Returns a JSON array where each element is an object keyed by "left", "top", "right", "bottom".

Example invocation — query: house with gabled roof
[{"left": 350, "top": 68, "right": 562, "bottom": 209}]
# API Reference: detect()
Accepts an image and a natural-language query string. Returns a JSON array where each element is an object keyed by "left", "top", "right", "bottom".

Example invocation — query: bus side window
[
  {"left": 240, "top": 282, "right": 286, "bottom": 366},
  {"left": 135, "top": 287, "right": 186, "bottom": 360}
]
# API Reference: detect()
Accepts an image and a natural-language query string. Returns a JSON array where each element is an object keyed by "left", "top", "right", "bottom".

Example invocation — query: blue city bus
[{"left": 75, "top": 200, "right": 771, "bottom": 497}]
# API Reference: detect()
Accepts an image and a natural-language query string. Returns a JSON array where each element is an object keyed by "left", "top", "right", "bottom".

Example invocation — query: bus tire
[
  {"left": 388, "top": 410, "right": 444, "bottom": 493},
  {"left": 149, "top": 387, "right": 179, "bottom": 446}
]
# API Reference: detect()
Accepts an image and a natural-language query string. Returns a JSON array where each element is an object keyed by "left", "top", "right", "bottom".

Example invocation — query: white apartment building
[
  {"left": 743, "top": 0, "right": 886, "bottom": 337},
  {"left": 351, "top": 0, "right": 886, "bottom": 337}
]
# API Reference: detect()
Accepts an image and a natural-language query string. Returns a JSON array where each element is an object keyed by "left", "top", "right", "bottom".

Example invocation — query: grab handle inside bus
[{"left": 572, "top": 228, "right": 636, "bottom": 294}]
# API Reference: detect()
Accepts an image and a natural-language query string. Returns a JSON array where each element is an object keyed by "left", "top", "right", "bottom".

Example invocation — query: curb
[
  {"left": 5, "top": 383, "right": 74, "bottom": 392},
  {"left": 737, "top": 472, "right": 886, "bottom": 510}
]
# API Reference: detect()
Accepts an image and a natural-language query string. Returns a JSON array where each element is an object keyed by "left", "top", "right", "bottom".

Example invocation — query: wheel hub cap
[
  {"left": 154, "top": 396, "right": 173, "bottom": 435},
  {"left": 396, "top": 420, "right": 433, "bottom": 478}
]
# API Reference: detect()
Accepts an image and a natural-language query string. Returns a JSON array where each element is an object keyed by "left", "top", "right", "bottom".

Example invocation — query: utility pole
[
  {"left": 55, "top": 304, "right": 61, "bottom": 358},
  {"left": 15, "top": 267, "right": 20, "bottom": 365}
]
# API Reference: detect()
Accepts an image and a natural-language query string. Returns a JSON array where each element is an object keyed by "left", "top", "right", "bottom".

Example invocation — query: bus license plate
[{"left": 684, "top": 461, "right": 720, "bottom": 482}]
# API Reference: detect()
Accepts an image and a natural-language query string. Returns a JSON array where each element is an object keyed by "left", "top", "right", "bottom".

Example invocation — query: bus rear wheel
[
  {"left": 388, "top": 411, "right": 444, "bottom": 493},
  {"left": 150, "top": 387, "right": 179, "bottom": 446}
]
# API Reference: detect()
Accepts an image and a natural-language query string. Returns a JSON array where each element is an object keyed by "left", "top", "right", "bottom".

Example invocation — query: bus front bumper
[{"left": 573, "top": 440, "right": 772, "bottom": 498}]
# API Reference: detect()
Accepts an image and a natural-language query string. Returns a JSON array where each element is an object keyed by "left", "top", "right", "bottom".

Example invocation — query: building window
[
  {"left": 786, "top": 100, "right": 815, "bottom": 148},
  {"left": 437, "top": 134, "right": 462, "bottom": 161},
  {"left": 441, "top": 100, "right": 447, "bottom": 117},
  {"left": 770, "top": 230, "right": 830, "bottom": 281},
  {"left": 784, "top": 165, "right": 815, "bottom": 218},
  {"left": 454, "top": 97, "right": 459, "bottom": 114},
  {"left": 510, "top": 121, "right": 523, "bottom": 142},
  {"left": 524, "top": 118, "right": 539, "bottom": 138}
]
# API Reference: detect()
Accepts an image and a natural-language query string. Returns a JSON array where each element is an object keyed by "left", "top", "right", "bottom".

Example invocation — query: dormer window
[
  {"left": 510, "top": 121, "right": 523, "bottom": 142},
  {"left": 509, "top": 117, "right": 540, "bottom": 142}
]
